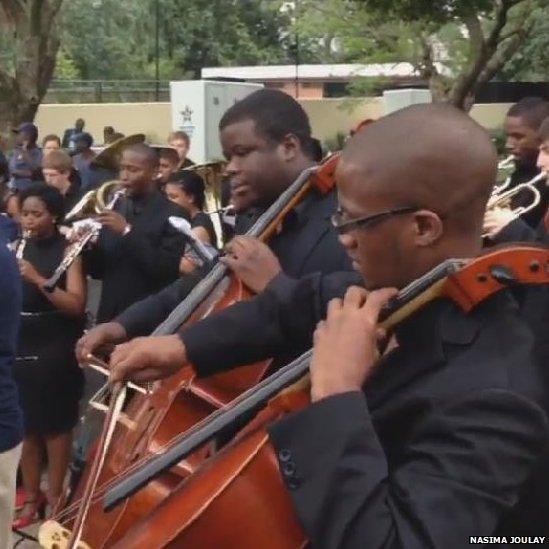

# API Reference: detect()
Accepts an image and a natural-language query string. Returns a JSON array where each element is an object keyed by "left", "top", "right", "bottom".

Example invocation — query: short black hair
[
  {"left": 122, "top": 143, "right": 159, "bottom": 168},
  {"left": 18, "top": 183, "right": 64, "bottom": 224},
  {"left": 219, "top": 89, "right": 313, "bottom": 157},
  {"left": 539, "top": 117, "right": 549, "bottom": 142},
  {"left": 75, "top": 132, "right": 94, "bottom": 148},
  {"left": 159, "top": 147, "right": 180, "bottom": 165},
  {"left": 507, "top": 97, "right": 549, "bottom": 130},
  {"left": 167, "top": 170, "right": 206, "bottom": 210}
]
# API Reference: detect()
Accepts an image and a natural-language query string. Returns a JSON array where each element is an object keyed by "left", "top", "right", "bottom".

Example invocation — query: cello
[
  {"left": 40, "top": 155, "right": 339, "bottom": 548},
  {"left": 40, "top": 245, "right": 549, "bottom": 548}
]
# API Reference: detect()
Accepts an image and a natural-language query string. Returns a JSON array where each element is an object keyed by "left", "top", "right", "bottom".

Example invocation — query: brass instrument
[
  {"left": 483, "top": 171, "right": 547, "bottom": 238},
  {"left": 92, "top": 134, "right": 146, "bottom": 171},
  {"left": 486, "top": 171, "right": 546, "bottom": 214},
  {"left": 65, "top": 181, "right": 123, "bottom": 222},
  {"left": 44, "top": 183, "right": 126, "bottom": 292},
  {"left": 182, "top": 160, "right": 228, "bottom": 194},
  {"left": 491, "top": 155, "right": 516, "bottom": 197}
]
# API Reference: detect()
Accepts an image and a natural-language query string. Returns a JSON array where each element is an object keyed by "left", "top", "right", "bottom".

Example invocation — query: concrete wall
[
  {"left": 34, "top": 98, "right": 511, "bottom": 149},
  {"left": 35, "top": 102, "right": 173, "bottom": 146}
]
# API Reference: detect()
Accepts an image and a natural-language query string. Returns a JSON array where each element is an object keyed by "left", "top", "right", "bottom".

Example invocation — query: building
[{"left": 201, "top": 63, "right": 424, "bottom": 99}]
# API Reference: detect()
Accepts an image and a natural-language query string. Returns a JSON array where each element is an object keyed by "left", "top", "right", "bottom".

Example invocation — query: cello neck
[
  {"left": 152, "top": 165, "right": 320, "bottom": 336},
  {"left": 103, "top": 258, "right": 463, "bottom": 511}
]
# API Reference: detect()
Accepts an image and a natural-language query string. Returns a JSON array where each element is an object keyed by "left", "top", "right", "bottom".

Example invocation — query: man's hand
[
  {"left": 221, "top": 236, "right": 282, "bottom": 293},
  {"left": 18, "top": 259, "right": 45, "bottom": 286},
  {"left": 309, "top": 286, "right": 398, "bottom": 403},
  {"left": 76, "top": 322, "right": 128, "bottom": 364},
  {"left": 483, "top": 207, "right": 517, "bottom": 239},
  {"left": 109, "top": 334, "right": 187, "bottom": 383},
  {"left": 97, "top": 211, "right": 130, "bottom": 235}
]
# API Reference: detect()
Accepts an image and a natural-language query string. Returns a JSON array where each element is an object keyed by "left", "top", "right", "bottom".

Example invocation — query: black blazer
[
  {"left": 86, "top": 191, "right": 188, "bottom": 322},
  {"left": 181, "top": 272, "right": 548, "bottom": 547},
  {"left": 115, "top": 187, "right": 351, "bottom": 337}
]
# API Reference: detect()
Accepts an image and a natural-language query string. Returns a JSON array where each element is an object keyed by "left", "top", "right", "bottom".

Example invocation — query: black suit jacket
[
  {"left": 86, "top": 191, "right": 188, "bottom": 322},
  {"left": 115, "top": 187, "right": 351, "bottom": 337},
  {"left": 181, "top": 272, "right": 548, "bottom": 547}
]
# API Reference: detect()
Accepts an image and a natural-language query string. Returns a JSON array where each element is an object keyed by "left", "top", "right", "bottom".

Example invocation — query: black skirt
[{"left": 14, "top": 311, "right": 84, "bottom": 436}]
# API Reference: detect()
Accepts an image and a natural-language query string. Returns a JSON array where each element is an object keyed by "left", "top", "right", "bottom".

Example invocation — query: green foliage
[
  {"left": 56, "top": 0, "right": 305, "bottom": 81},
  {"left": 55, "top": 49, "right": 80, "bottom": 79},
  {"left": 500, "top": 5, "right": 549, "bottom": 80}
]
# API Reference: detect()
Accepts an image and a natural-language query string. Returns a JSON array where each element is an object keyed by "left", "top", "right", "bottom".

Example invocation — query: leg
[
  {"left": 19, "top": 433, "right": 44, "bottom": 502},
  {"left": 0, "top": 443, "right": 22, "bottom": 548},
  {"left": 45, "top": 430, "right": 73, "bottom": 508}
]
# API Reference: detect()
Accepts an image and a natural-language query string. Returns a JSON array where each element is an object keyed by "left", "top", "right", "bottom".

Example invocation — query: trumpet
[
  {"left": 483, "top": 171, "right": 547, "bottom": 238},
  {"left": 498, "top": 155, "right": 515, "bottom": 170},
  {"left": 43, "top": 184, "right": 126, "bottom": 292},
  {"left": 491, "top": 155, "right": 516, "bottom": 197},
  {"left": 486, "top": 171, "right": 546, "bottom": 214}
]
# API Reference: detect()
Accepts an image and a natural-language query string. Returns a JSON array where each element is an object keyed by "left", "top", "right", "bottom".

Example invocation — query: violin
[
  {"left": 40, "top": 245, "right": 549, "bottom": 548},
  {"left": 39, "top": 155, "right": 340, "bottom": 548}
]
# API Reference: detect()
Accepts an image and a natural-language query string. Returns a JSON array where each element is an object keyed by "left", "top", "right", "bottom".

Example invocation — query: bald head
[{"left": 339, "top": 103, "right": 497, "bottom": 235}]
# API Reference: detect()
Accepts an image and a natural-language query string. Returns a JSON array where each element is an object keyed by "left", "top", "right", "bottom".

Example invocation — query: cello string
[
  {"left": 55, "top": 165, "right": 328, "bottom": 528},
  {"left": 54, "top": 351, "right": 316, "bottom": 524},
  {"left": 54, "top": 254, "right": 464, "bottom": 525}
]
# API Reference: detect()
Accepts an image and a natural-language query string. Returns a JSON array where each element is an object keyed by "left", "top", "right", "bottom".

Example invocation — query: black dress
[{"left": 13, "top": 232, "right": 84, "bottom": 435}]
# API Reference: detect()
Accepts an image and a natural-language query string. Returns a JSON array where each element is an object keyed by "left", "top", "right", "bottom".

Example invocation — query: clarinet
[
  {"left": 15, "top": 230, "right": 31, "bottom": 260},
  {"left": 43, "top": 190, "right": 126, "bottom": 292}
]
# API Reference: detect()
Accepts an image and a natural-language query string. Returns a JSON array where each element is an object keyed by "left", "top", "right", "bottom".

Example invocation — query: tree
[
  {"left": 0, "top": 0, "right": 64, "bottom": 131},
  {"left": 58, "top": 0, "right": 300, "bottom": 81},
  {"left": 297, "top": 0, "right": 548, "bottom": 110}
]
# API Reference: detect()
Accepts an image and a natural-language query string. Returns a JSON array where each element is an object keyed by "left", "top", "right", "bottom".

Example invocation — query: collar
[{"left": 126, "top": 189, "right": 160, "bottom": 216}]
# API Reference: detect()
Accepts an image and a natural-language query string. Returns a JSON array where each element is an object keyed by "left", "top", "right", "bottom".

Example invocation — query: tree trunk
[{"left": 0, "top": 0, "right": 63, "bottom": 136}]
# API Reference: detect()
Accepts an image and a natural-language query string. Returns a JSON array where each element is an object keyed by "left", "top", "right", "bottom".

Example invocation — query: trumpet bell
[
  {"left": 64, "top": 181, "right": 124, "bottom": 222},
  {"left": 64, "top": 190, "right": 98, "bottom": 222}
]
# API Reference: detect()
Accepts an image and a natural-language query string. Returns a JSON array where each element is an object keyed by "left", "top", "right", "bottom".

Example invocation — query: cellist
[
  {"left": 110, "top": 104, "right": 548, "bottom": 546},
  {"left": 76, "top": 88, "right": 351, "bottom": 359}
]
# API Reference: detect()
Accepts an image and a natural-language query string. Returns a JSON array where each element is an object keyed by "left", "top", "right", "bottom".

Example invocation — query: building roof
[{"left": 202, "top": 63, "right": 421, "bottom": 81}]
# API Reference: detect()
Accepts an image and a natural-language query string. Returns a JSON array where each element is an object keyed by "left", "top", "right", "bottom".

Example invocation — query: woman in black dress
[
  {"left": 13, "top": 184, "right": 86, "bottom": 526},
  {"left": 164, "top": 170, "right": 217, "bottom": 273}
]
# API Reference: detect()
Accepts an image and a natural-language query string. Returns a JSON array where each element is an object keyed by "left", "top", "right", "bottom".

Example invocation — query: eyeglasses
[{"left": 331, "top": 206, "right": 418, "bottom": 234}]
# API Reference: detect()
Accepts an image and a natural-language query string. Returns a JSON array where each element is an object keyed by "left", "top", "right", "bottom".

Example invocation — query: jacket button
[
  {"left": 287, "top": 478, "right": 301, "bottom": 490},
  {"left": 278, "top": 448, "right": 292, "bottom": 462},
  {"left": 282, "top": 461, "right": 296, "bottom": 476}
]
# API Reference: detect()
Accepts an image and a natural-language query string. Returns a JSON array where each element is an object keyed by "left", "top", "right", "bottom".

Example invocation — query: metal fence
[{"left": 44, "top": 80, "right": 171, "bottom": 103}]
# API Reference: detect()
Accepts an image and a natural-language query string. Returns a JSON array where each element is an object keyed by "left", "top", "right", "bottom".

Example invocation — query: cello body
[
  {"left": 52, "top": 161, "right": 339, "bottom": 547},
  {"left": 98, "top": 245, "right": 549, "bottom": 549},
  {"left": 111, "top": 391, "right": 310, "bottom": 549},
  {"left": 58, "top": 278, "right": 274, "bottom": 547}
]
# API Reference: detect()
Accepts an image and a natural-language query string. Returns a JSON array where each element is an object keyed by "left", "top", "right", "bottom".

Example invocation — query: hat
[
  {"left": 74, "top": 132, "right": 94, "bottom": 148},
  {"left": 12, "top": 122, "right": 38, "bottom": 140}
]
